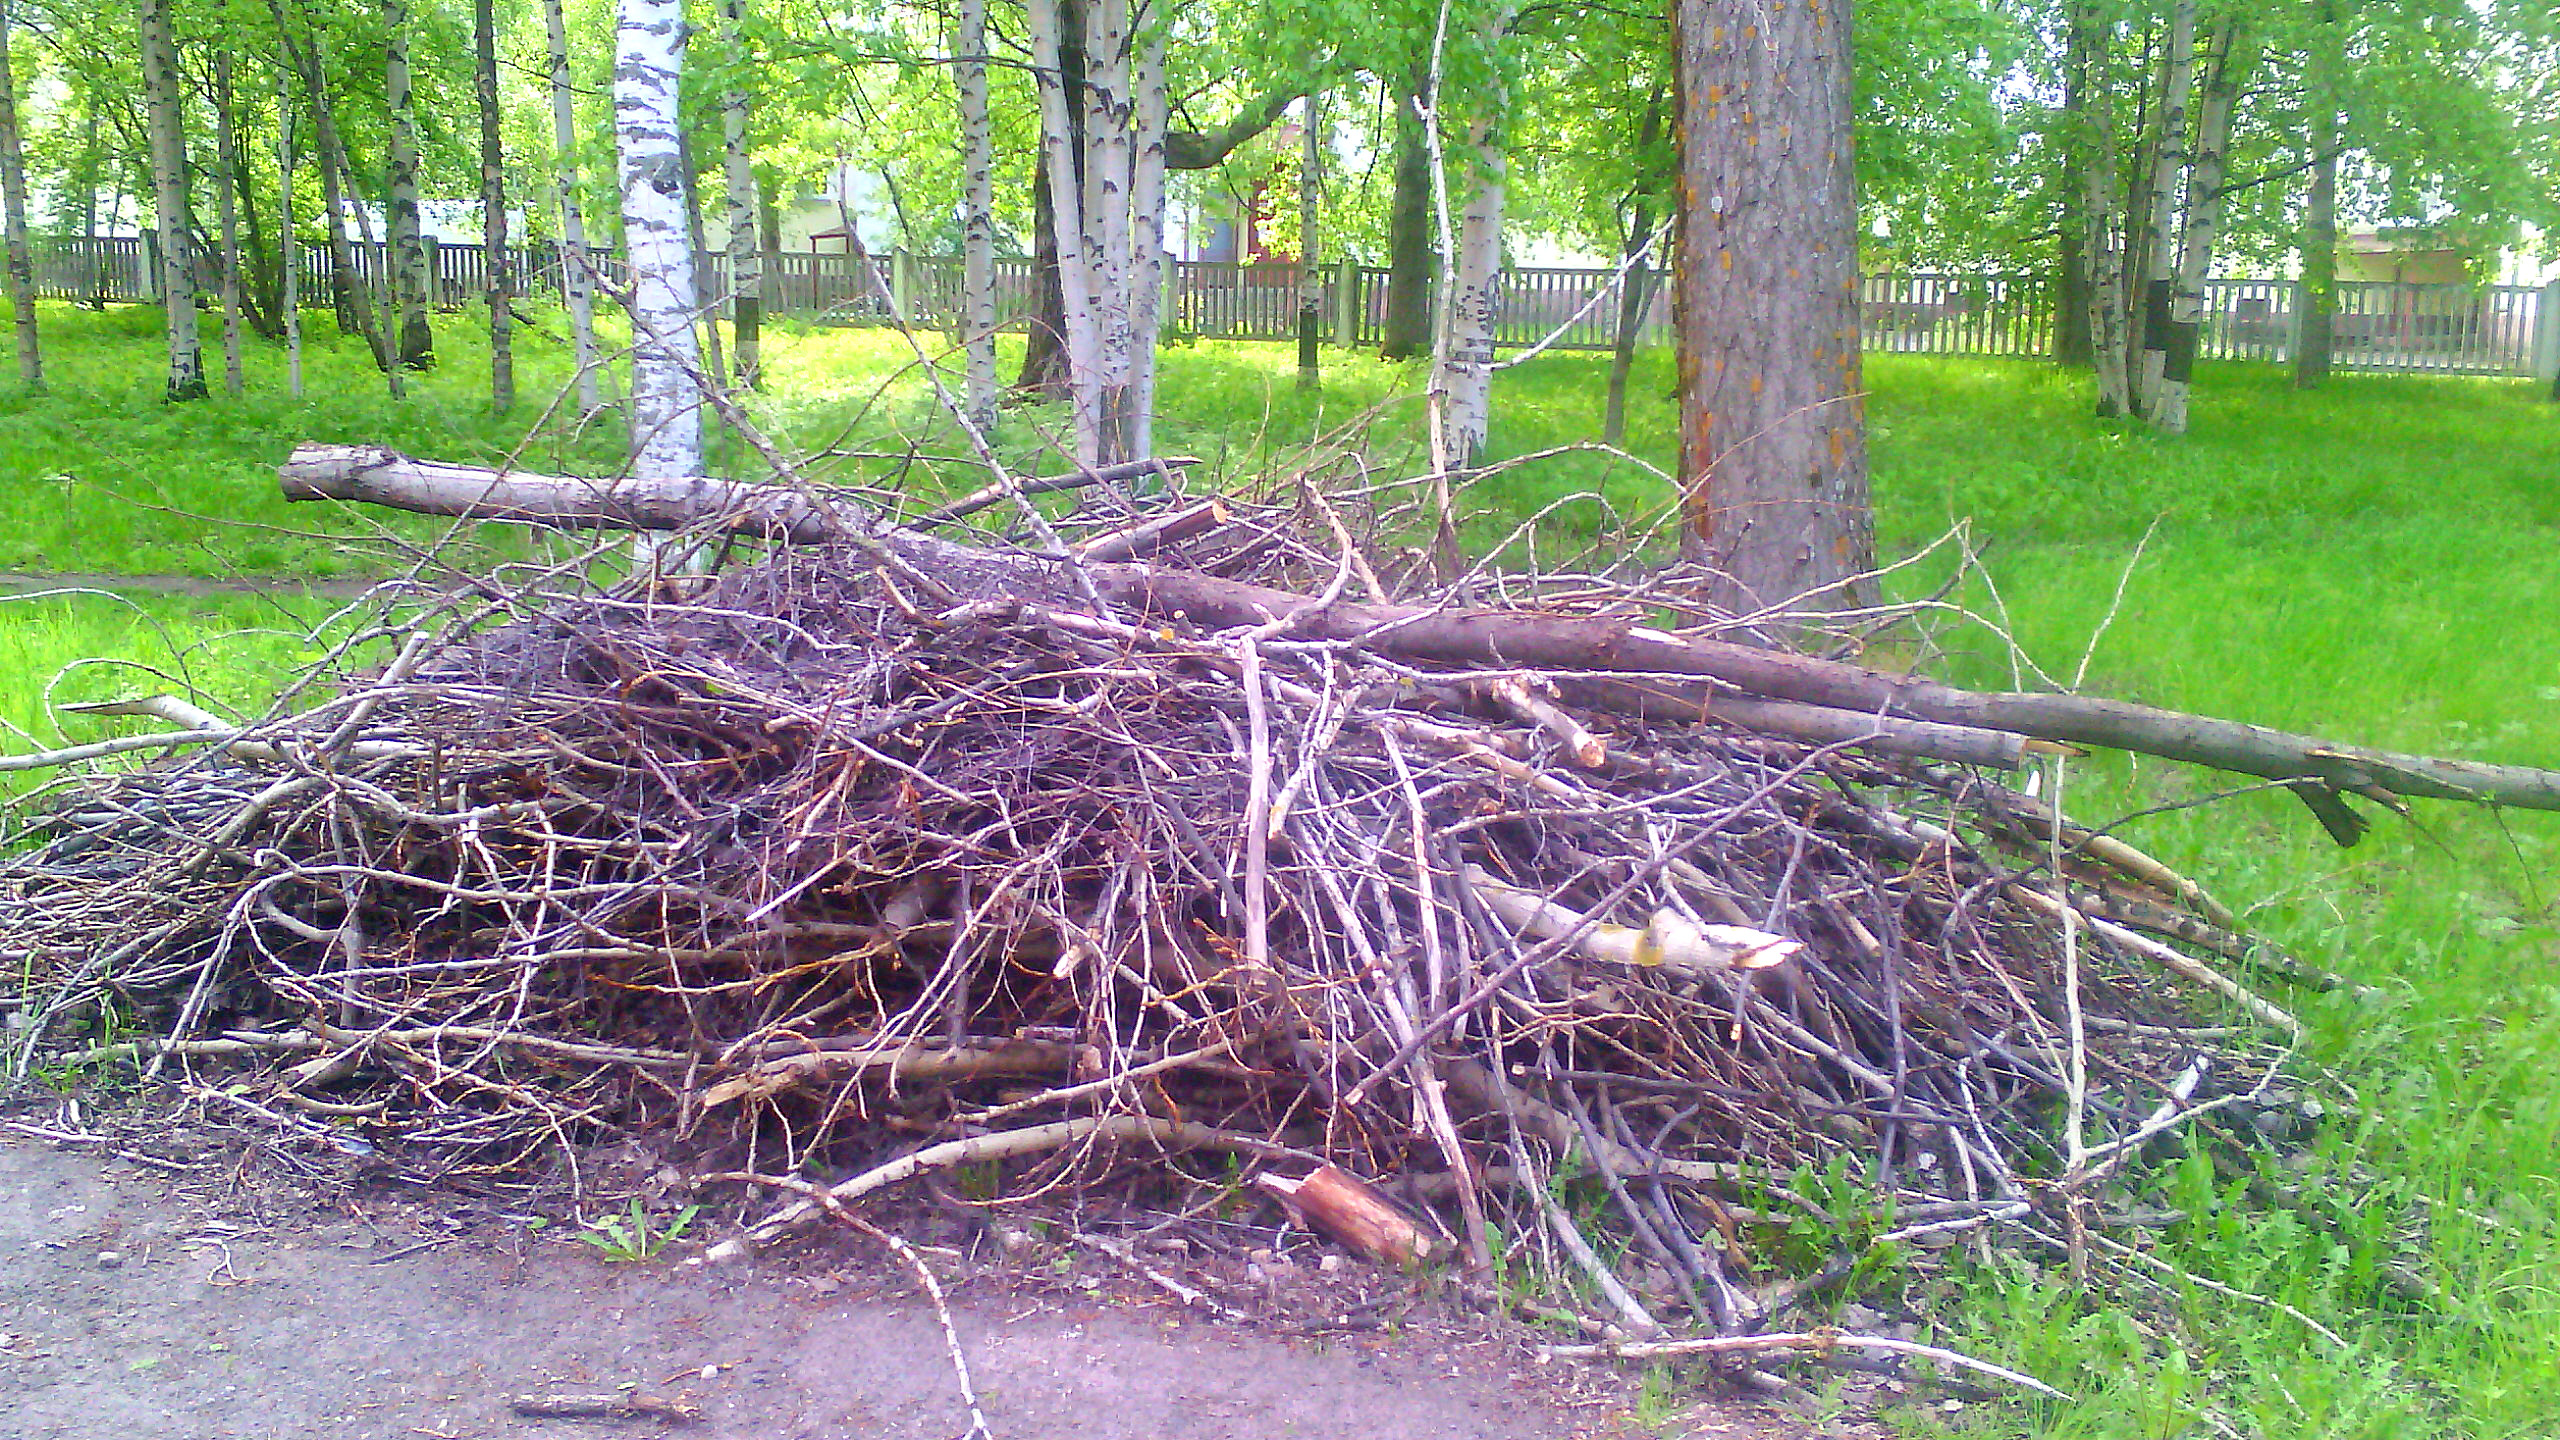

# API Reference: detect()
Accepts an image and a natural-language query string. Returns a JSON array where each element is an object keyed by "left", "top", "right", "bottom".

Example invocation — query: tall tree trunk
[
  {"left": 228, "top": 78, "right": 281, "bottom": 342},
  {"left": 2131, "top": 0, "right": 2196, "bottom": 419},
  {"left": 212, "top": 52, "right": 246, "bottom": 395},
  {"left": 2151, "top": 21, "right": 2250, "bottom": 435},
  {"left": 1602, "top": 86, "right": 1665, "bottom": 447},
  {"left": 679, "top": 129, "right": 726, "bottom": 389},
  {"left": 384, "top": 0, "right": 433, "bottom": 369},
  {"left": 275, "top": 0, "right": 387, "bottom": 369},
  {"left": 1380, "top": 68, "right": 1434, "bottom": 361},
  {"left": 2074, "top": 3, "right": 2130, "bottom": 415},
  {"left": 2053, "top": 11, "right": 2094, "bottom": 370},
  {"left": 476, "top": 0, "right": 512, "bottom": 411},
  {"left": 0, "top": 0, "right": 40, "bottom": 390},
  {"left": 140, "top": 0, "right": 205, "bottom": 402},
  {"left": 615, "top": 0, "right": 703, "bottom": 489},
  {"left": 2294, "top": 5, "right": 2338, "bottom": 391},
  {"left": 543, "top": 0, "right": 602, "bottom": 411},
  {"left": 1669, "top": 0, "right": 1871, "bottom": 620},
  {"left": 1016, "top": 0, "right": 1084, "bottom": 399},
  {"left": 75, "top": 104, "right": 103, "bottom": 311},
  {"left": 718, "top": 0, "right": 761, "bottom": 389},
  {"left": 1435, "top": 125, "right": 1506, "bottom": 473},
  {"left": 955, "top": 0, "right": 998, "bottom": 427},
  {"left": 1296, "top": 91, "right": 1322, "bottom": 391},
  {"left": 278, "top": 62, "right": 301, "bottom": 399}
]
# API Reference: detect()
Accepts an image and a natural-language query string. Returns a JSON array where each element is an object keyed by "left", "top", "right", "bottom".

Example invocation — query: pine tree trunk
[
  {"left": 476, "top": 0, "right": 512, "bottom": 412},
  {"left": 1296, "top": 90, "right": 1322, "bottom": 391},
  {"left": 0, "top": 0, "right": 40, "bottom": 391},
  {"left": 543, "top": 0, "right": 602, "bottom": 411},
  {"left": 718, "top": 0, "right": 761, "bottom": 390},
  {"left": 2131, "top": 0, "right": 2195, "bottom": 419},
  {"left": 212, "top": 52, "right": 246, "bottom": 396},
  {"left": 955, "top": 0, "right": 998, "bottom": 427},
  {"left": 383, "top": 0, "right": 433, "bottom": 369},
  {"left": 1669, "top": 0, "right": 1871, "bottom": 619},
  {"left": 140, "top": 0, "right": 205, "bottom": 402},
  {"left": 1380, "top": 68, "right": 1434, "bottom": 362},
  {"left": 615, "top": 0, "right": 703, "bottom": 486},
  {"left": 1602, "top": 88, "right": 1664, "bottom": 447},
  {"left": 278, "top": 63, "right": 301, "bottom": 399},
  {"left": 2151, "top": 21, "right": 2249, "bottom": 435}
]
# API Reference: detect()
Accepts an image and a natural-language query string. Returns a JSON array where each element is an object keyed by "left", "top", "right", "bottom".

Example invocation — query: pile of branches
[{"left": 2, "top": 446, "right": 2422, "bottom": 1371}]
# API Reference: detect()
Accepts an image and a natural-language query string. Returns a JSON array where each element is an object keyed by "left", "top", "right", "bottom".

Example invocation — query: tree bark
[
  {"left": 1436, "top": 126, "right": 1505, "bottom": 472},
  {"left": 1016, "top": 0, "right": 1085, "bottom": 400},
  {"left": 212, "top": 52, "right": 246, "bottom": 396},
  {"left": 383, "top": 0, "right": 434, "bottom": 370},
  {"left": 0, "top": 0, "right": 40, "bottom": 391},
  {"left": 956, "top": 0, "right": 999, "bottom": 427},
  {"left": 2131, "top": 0, "right": 2195, "bottom": 420},
  {"left": 1603, "top": 89, "right": 1665, "bottom": 447},
  {"left": 679, "top": 128, "right": 726, "bottom": 389},
  {"left": 273, "top": 0, "right": 387, "bottom": 370},
  {"left": 476, "top": 0, "right": 513, "bottom": 412},
  {"left": 140, "top": 0, "right": 205, "bottom": 402},
  {"left": 2071, "top": 3, "right": 2130, "bottom": 416},
  {"left": 718, "top": 0, "right": 761, "bottom": 390},
  {"left": 615, "top": 0, "right": 703, "bottom": 488},
  {"left": 2151, "top": 21, "right": 2250, "bottom": 435},
  {"left": 2294, "top": 5, "right": 2338, "bottom": 391},
  {"left": 543, "top": 0, "right": 602, "bottom": 412},
  {"left": 1295, "top": 91, "right": 1322, "bottom": 392},
  {"left": 1379, "top": 68, "right": 1434, "bottom": 362},
  {"left": 278, "top": 442, "right": 2560, "bottom": 821},
  {"left": 2053, "top": 12, "right": 2094, "bottom": 370},
  {"left": 278, "top": 61, "right": 301, "bottom": 398},
  {"left": 1669, "top": 0, "right": 1871, "bottom": 621}
]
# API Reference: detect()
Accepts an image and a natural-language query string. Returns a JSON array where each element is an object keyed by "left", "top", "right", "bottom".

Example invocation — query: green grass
[{"left": 7, "top": 305, "right": 2560, "bottom": 1436}]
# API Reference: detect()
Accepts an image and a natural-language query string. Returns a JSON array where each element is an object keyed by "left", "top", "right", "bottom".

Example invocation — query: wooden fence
[{"left": 26, "top": 234, "right": 2557, "bottom": 380}]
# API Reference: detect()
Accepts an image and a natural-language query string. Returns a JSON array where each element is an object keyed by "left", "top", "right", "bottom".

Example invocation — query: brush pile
[{"left": 2, "top": 465, "right": 2316, "bottom": 1337}]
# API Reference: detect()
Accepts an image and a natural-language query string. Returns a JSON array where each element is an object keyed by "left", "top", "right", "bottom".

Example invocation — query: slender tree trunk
[
  {"left": 383, "top": 0, "right": 432, "bottom": 368},
  {"left": 275, "top": 0, "right": 387, "bottom": 369},
  {"left": 75, "top": 104, "right": 103, "bottom": 311},
  {"left": 1295, "top": 90, "right": 1322, "bottom": 391},
  {"left": 0, "top": 0, "right": 40, "bottom": 390},
  {"left": 955, "top": 0, "right": 998, "bottom": 427},
  {"left": 1124, "top": 29, "right": 1169, "bottom": 462},
  {"left": 1669, "top": 0, "right": 1871, "bottom": 620},
  {"left": 228, "top": 82, "right": 281, "bottom": 342},
  {"left": 718, "top": 0, "right": 761, "bottom": 389},
  {"left": 1017, "top": 0, "right": 1084, "bottom": 399},
  {"left": 1436, "top": 125, "right": 1506, "bottom": 472},
  {"left": 2073, "top": 3, "right": 2131, "bottom": 415},
  {"left": 2152, "top": 21, "right": 2249, "bottom": 435},
  {"left": 278, "top": 62, "right": 301, "bottom": 399},
  {"left": 2054, "top": 13, "right": 2094, "bottom": 369},
  {"left": 1602, "top": 87, "right": 1665, "bottom": 447},
  {"left": 2132, "top": 0, "right": 2195, "bottom": 419},
  {"left": 679, "top": 128, "right": 726, "bottom": 389},
  {"left": 543, "top": 0, "right": 601, "bottom": 411},
  {"left": 141, "top": 0, "right": 206, "bottom": 402},
  {"left": 211, "top": 52, "right": 245, "bottom": 396},
  {"left": 475, "top": 0, "right": 512, "bottom": 411},
  {"left": 615, "top": 0, "right": 703, "bottom": 488},
  {"left": 1380, "top": 68, "right": 1434, "bottom": 361},
  {"left": 2294, "top": 5, "right": 2338, "bottom": 390}
]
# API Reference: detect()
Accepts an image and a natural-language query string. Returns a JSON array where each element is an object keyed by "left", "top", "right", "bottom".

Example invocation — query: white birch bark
[
  {"left": 2152, "top": 22, "right": 2250, "bottom": 435},
  {"left": 2132, "top": 0, "right": 2196, "bottom": 418},
  {"left": 212, "top": 51, "right": 245, "bottom": 396},
  {"left": 1028, "top": 0, "right": 1105, "bottom": 464},
  {"left": 1296, "top": 89, "right": 1322, "bottom": 392},
  {"left": 476, "top": 0, "right": 513, "bottom": 412},
  {"left": 546, "top": 0, "right": 601, "bottom": 412},
  {"left": 0, "top": 0, "right": 40, "bottom": 390},
  {"left": 2073, "top": 2, "right": 2130, "bottom": 416},
  {"left": 718, "top": 0, "right": 761, "bottom": 389},
  {"left": 955, "top": 0, "right": 998, "bottom": 429},
  {"left": 1124, "top": 26, "right": 1168, "bottom": 463},
  {"left": 1438, "top": 128, "right": 1505, "bottom": 470},
  {"left": 615, "top": 0, "right": 703, "bottom": 487},
  {"left": 383, "top": 0, "right": 433, "bottom": 369},
  {"left": 140, "top": 0, "right": 204, "bottom": 401},
  {"left": 278, "top": 62, "right": 301, "bottom": 399}
]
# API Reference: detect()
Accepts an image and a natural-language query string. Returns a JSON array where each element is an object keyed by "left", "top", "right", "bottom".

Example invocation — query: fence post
[
  {"left": 1332, "top": 258, "right": 1356, "bottom": 344},
  {"left": 2534, "top": 280, "right": 2560, "bottom": 387}
]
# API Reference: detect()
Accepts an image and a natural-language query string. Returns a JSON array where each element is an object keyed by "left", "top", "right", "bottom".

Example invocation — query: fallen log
[{"left": 275, "top": 444, "right": 2560, "bottom": 827}]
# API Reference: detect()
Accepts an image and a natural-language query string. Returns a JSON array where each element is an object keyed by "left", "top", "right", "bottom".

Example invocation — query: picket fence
[{"left": 30, "top": 234, "right": 2557, "bottom": 380}]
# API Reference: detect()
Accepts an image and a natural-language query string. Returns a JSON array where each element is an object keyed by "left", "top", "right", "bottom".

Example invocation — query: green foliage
[{"left": 577, "top": 1198, "right": 697, "bottom": 1262}]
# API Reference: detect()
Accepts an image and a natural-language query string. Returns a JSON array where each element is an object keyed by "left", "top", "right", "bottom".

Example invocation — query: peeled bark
[
  {"left": 2152, "top": 22, "right": 2250, "bottom": 435},
  {"left": 1296, "top": 91, "right": 1322, "bottom": 392},
  {"left": 718, "top": 0, "right": 761, "bottom": 390},
  {"left": 544, "top": 0, "right": 602, "bottom": 411},
  {"left": 140, "top": 0, "right": 205, "bottom": 402},
  {"left": 383, "top": 0, "right": 434, "bottom": 370},
  {"left": 2131, "top": 0, "right": 2196, "bottom": 419},
  {"left": 1379, "top": 69, "right": 1434, "bottom": 362},
  {"left": 476, "top": 0, "right": 513, "bottom": 412},
  {"left": 615, "top": 0, "right": 703, "bottom": 484},
  {"left": 212, "top": 52, "right": 246, "bottom": 396},
  {"left": 0, "top": 0, "right": 39, "bottom": 390},
  {"left": 1669, "top": 0, "right": 1870, "bottom": 620},
  {"left": 955, "top": 0, "right": 998, "bottom": 427}
]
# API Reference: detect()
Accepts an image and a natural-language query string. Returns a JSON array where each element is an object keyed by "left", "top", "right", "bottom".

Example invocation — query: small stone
[
  {"left": 95, "top": 1251, "right": 125, "bottom": 1270},
  {"left": 1318, "top": 1253, "right": 1344, "bottom": 1274}
]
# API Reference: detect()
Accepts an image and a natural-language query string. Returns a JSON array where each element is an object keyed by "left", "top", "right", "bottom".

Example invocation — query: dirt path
[{"left": 0, "top": 1130, "right": 1842, "bottom": 1440}]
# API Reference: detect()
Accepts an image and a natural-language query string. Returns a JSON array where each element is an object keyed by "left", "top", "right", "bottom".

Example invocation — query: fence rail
[{"left": 25, "top": 234, "right": 2556, "bottom": 380}]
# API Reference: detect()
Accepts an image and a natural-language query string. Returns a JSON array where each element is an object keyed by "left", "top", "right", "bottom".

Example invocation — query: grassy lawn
[{"left": 7, "top": 302, "right": 2560, "bottom": 1436}]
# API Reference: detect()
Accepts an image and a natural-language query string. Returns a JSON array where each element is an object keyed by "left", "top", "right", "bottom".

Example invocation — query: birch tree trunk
[
  {"left": 1669, "top": 0, "right": 1870, "bottom": 621},
  {"left": 2072, "top": 3, "right": 2131, "bottom": 415},
  {"left": 476, "top": 0, "right": 512, "bottom": 412},
  {"left": 718, "top": 0, "right": 761, "bottom": 389},
  {"left": 2131, "top": 0, "right": 2196, "bottom": 420},
  {"left": 1295, "top": 90, "right": 1322, "bottom": 392},
  {"left": 383, "top": 0, "right": 434, "bottom": 370},
  {"left": 615, "top": 0, "right": 704, "bottom": 490},
  {"left": 1435, "top": 130, "right": 1505, "bottom": 472},
  {"left": 212, "top": 52, "right": 245, "bottom": 396},
  {"left": 544, "top": 0, "right": 601, "bottom": 411},
  {"left": 0, "top": 0, "right": 39, "bottom": 391},
  {"left": 1379, "top": 68, "right": 1434, "bottom": 362},
  {"left": 2151, "top": 21, "right": 2250, "bottom": 436},
  {"left": 272, "top": 0, "right": 386, "bottom": 369},
  {"left": 141, "top": 0, "right": 205, "bottom": 402},
  {"left": 278, "top": 63, "right": 301, "bottom": 399},
  {"left": 955, "top": 0, "right": 998, "bottom": 428}
]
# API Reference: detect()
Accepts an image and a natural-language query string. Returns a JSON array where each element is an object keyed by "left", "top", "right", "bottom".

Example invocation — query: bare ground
[{"left": 0, "top": 1126, "right": 1863, "bottom": 1440}]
